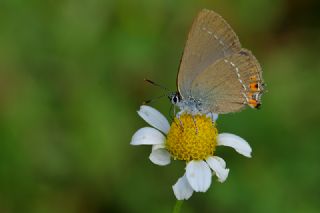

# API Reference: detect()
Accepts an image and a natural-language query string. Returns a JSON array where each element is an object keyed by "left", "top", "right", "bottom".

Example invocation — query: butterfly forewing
[
  {"left": 178, "top": 9, "right": 242, "bottom": 98},
  {"left": 190, "top": 49, "right": 264, "bottom": 114}
]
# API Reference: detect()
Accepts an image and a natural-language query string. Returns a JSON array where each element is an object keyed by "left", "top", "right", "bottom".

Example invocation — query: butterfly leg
[
  {"left": 172, "top": 111, "right": 184, "bottom": 131},
  {"left": 210, "top": 112, "right": 214, "bottom": 125},
  {"left": 207, "top": 112, "right": 218, "bottom": 125},
  {"left": 192, "top": 115, "right": 198, "bottom": 134},
  {"left": 169, "top": 105, "right": 182, "bottom": 130},
  {"left": 177, "top": 116, "right": 184, "bottom": 131}
]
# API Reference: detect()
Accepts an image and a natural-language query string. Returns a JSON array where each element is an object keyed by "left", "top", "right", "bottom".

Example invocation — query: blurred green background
[{"left": 1, "top": 0, "right": 320, "bottom": 212}]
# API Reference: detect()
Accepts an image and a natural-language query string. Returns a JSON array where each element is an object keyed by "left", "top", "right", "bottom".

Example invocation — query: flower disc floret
[{"left": 166, "top": 114, "right": 218, "bottom": 161}]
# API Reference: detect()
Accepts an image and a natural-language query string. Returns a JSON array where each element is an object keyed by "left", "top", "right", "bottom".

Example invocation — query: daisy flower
[{"left": 130, "top": 105, "right": 252, "bottom": 200}]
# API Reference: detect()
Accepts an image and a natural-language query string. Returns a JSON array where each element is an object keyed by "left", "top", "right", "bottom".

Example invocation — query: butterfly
[{"left": 169, "top": 9, "right": 264, "bottom": 115}]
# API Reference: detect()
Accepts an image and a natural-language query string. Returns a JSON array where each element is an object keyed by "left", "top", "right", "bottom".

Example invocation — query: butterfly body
[{"left": 172, "top": 94, "right": 204, "bottom": 114}]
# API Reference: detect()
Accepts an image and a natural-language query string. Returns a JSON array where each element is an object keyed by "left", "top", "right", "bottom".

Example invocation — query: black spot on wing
[{"left": 239, "top": 50, "right": 249, "bottom": 56}]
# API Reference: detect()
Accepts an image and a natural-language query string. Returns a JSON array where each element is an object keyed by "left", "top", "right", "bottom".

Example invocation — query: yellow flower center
[{"left": 166, "top": 113, "right": 218, "bottom": 161}]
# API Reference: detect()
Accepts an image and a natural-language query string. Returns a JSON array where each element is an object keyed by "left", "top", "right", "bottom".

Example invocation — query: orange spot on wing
[
  {"left": 249, "top": 76, "right": 257, "bottom": 81},
  {"left": 248, "top": 99, "right": 261, "bottom": 109},
  {"left": 249, "top": 83, "right": 259, "bottom": 92}
]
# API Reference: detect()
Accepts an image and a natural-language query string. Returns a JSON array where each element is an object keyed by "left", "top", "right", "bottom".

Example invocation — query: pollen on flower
[{"left": 166, "top": 113, "right": 218, "bottom": 161}]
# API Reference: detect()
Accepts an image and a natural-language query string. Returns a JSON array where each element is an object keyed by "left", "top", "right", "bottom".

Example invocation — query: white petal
[
  {"left": 172, "top": 174, "right": 194, "bottom": 200},
  {"left": 152, "top": 144, "right": 166, "bottom": 151},
  {"left": 213, "top": 155, "right": 226, "bottom": 168},
  {"left": 186, "top": 160, "right": 212, "bottom": 192},
  {"left": 217, "top": 133, "right": 252, "bottom": 158},
  {"left": 149, "top": 148, "right": 171, "bottom": 166},
  {"left": 206, "top": 156, "right": 230, "bottom": 183},
  {"left": 137, "top": 105, "right": 170, "bottom": 134},
  {"left": 130, "top": 127, "right": 165, "bottom": 145}
]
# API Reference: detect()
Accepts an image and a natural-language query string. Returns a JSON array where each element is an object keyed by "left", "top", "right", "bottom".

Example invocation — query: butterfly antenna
[
  {"left": 142, "top": 93, "right": 167, "bottom": 105},
  {"left": 144, "top": 78, "right": 170, "bottom": 91}
]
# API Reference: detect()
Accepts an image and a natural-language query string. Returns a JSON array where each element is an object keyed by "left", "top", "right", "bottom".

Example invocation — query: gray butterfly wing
[
  {"left": 178, "top": 9, "right": 242, "bottom": 98},
  {"left": 191, "top": 49, "right": 264, "bottom": 114}
]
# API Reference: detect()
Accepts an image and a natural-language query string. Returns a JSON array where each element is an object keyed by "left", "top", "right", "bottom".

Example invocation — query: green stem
[{"left": 172, "top": 200, "right": 183, "bottom": 213}]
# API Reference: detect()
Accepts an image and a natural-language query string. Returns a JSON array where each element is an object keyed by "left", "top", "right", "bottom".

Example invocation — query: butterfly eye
[
  {"left": 172, "top": 96, "right": 177, "bottom": 103},
  {"left": 171, "top": 95, "right": 179, "bottom": 104}
]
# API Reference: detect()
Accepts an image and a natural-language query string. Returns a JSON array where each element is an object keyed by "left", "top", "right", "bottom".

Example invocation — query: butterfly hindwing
[{"left": 190, "top": 49, "right": 264, "bottom": 114}]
